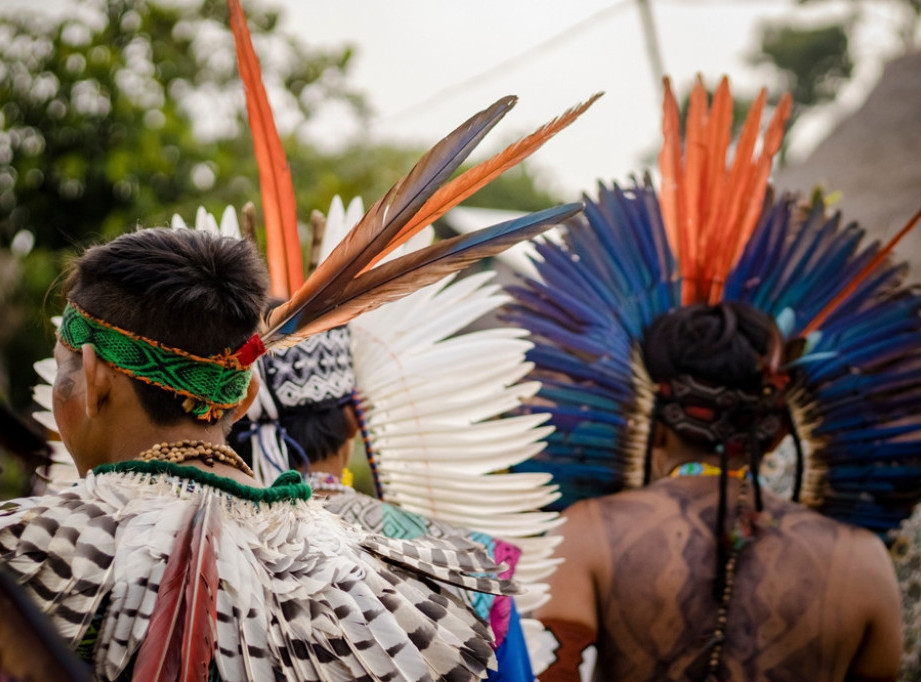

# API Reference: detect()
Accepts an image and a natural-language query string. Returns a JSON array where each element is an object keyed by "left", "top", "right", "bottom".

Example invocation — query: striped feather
[{"left": 0, "top": 469, "right": 515, "bottom": 681}]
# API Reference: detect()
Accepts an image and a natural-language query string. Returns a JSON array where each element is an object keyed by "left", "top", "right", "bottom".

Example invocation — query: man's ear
[
  {"left": 230, "top": 373, "right": 260, "bottom": 423},
  {"left": 81, "top": 345, "right": 112, "bottom": 418}
]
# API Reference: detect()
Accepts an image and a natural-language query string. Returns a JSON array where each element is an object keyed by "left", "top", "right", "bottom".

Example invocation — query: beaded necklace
[
  {"left": 670, "top": 462, "right": 749, "bottom": 479},
  {"left": 305, "top": 468, "right": 355, "bottom": 495},
  {"left": 137, "top": 439, "right": 255, "bottom": 478},
  {"left": 671, "top": 462, "right": 765, "bottom": 680}
]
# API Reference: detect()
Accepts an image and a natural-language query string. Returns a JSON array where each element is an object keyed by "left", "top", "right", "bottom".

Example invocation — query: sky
[
  {"left": 0, "top": 0, "right": 912, "bottom": 199},
  {"left": 280, "top": 0, "right": 911, "bottom": 198}
]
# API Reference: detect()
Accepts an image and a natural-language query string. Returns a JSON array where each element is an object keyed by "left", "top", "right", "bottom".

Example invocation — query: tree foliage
[
  {"left": 751, "top": 21, "right": 853, "bottom": 114},
  {"left": 0, "top": 0, "right": 557, "bottom": 414}
]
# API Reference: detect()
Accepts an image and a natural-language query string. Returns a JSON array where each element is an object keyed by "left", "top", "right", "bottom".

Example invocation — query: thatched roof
[{"left": 775, "top": 51, "right": 921, "bottom": 273}]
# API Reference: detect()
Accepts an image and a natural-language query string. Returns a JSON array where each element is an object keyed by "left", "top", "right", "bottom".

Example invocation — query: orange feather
[
  {"left": 658, "top": 77, "right": 683, "bottom": 262},
  {"left": 706, "top": 89, "right": 766, "bottom": 302},
  {"left": 695, "top": 77, "right": 732, "bottom": 302},
  {"left": 260, "top": 96, "right": 518, "bottom": 348},
  {"left": 683, "top": 76, "right": 709, "bottom": 271},
  {"left": 359, "top": 92, "right": 604, "bottom": 272},
  {"left": 229, "top": 0, "right": 302, "bottom": 298},
  {"left": 710, "top": 92, "right": 791, "bottom": 302}
]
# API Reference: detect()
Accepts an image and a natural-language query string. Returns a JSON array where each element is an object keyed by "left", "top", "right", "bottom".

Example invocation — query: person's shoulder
[
  {"left": 562, "top": 488, "right": 663, "bottom": 534},
  {"left": 767, "top": 495, "right": 892, "bottom": 566},
  {"left": 591, "top": 483, "right": 682, "bottom": 516}
]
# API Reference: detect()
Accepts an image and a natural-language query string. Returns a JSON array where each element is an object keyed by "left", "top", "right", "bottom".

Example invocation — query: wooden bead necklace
[{"left": 138, "top": 439, "right": 255, "bottom": 478}]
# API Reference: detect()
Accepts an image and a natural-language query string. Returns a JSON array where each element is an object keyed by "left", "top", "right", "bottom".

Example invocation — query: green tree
[
  {"left": 0, "top": 0, "right": 557, "bottom": 418},
  {"left": 750, "top": 21, "right": 854, "bottom": 116},
  {"left": 663, "top": 19, "right": 856, "bottom": 166}
]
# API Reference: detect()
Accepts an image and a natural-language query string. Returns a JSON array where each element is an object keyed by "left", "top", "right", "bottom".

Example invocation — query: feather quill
[
  {"left": 132, "top": 496, "right": 220, "bottom": 682},
  {"left": 228, "top": 0, "right": 301, "bottom": 298},
  {"left": 277, "top": 202, "right": 581, "bottom": 341}
]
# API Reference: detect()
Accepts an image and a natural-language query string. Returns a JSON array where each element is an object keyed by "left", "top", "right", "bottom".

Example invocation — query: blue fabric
[{"left": 488, "top": 604, "right": 533, "bottom": 682}]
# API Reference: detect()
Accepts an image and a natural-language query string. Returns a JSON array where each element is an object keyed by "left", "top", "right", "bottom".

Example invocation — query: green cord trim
[
  {"left": 58, "top": 302, "right": 252, "bottom": 420},
  {"left": 93, "top": 460, "right": 312, "bottom": 503}
]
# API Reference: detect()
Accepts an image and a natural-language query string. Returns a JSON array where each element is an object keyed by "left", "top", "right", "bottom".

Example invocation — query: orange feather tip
[{"left": 360, "top": 92, "right": 603, "bottom": 272}]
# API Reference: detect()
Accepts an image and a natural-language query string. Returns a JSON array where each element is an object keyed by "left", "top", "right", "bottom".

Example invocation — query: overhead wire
[{"left": 375, "top": 1, "right": 633, "bottom": 126}]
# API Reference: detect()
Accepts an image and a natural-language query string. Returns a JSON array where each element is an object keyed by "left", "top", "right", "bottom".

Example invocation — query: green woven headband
[{"left": 58, "top": 303, "right": 252, "bottom": 420}]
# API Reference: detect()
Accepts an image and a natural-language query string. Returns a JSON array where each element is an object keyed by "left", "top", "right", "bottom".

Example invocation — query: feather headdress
[
  {"left": 226, "top": 0, "right": 597, "bottom": 668},
  {"left": 506, "top": 75, "right": 921, "bottom": 536},
  {"left": 227, "top": 0, "right": 591, "bottom": 368}
]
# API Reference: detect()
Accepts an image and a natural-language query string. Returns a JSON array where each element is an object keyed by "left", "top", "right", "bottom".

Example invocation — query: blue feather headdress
[{"left": 506, "top": 76, "right": 921, "bottom": 535}]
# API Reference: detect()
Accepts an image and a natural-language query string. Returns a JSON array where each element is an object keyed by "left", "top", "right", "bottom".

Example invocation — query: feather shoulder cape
[{"left": 0, "top": 462, "right": 516, "bottom": 682}]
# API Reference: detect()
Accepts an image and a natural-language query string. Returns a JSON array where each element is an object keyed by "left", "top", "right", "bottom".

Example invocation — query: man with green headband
[{"left": 0, "top": 226, "right": 521, "bottom": 681}]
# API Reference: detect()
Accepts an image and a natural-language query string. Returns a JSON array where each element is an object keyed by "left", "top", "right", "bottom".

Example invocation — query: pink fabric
[{"left": 489, "top": 539, "right": 522, "bottom": 646}]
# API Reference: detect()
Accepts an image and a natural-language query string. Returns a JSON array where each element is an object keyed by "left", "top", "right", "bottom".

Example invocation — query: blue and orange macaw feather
[{"left": 507, "top": 178, "right": 921, "bottom": 532}]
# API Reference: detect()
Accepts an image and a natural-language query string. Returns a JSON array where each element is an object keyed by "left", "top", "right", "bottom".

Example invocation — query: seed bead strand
[
  {"left": 138, "top": 439, "right": 255, "bottom": 478},
  {"left": 704, "top": 476, "right": 750, "bottom": 681}
]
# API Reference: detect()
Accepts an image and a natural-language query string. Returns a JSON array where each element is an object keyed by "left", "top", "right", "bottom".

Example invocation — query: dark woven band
[
  {"left": 656, "top": 373, "right": 789, "bottom": 456},
  {"left": 58, "top": 302, "right": 252, "bottom": 420}
]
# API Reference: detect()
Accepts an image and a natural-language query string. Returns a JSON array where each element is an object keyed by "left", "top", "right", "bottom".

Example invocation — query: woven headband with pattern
[
  {"left": 261, "top": 327, "right": 355, "bottom": 409},
  {"left": 58, "top": 302, "right": 252, "bottom": 420}
]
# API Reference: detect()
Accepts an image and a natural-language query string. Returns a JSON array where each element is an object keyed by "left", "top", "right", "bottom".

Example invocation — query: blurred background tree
[
  {"left": 0, "top": 0, "right": 556, "bottom": 425},
  {"left": 677, "top": 0, "right": 918, "bottom": 150}
]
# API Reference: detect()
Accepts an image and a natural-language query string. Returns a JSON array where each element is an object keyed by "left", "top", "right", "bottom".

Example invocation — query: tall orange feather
[
  {"left": 229, "top": 0, "right": 302, "bottom": 298},
  {"left": 710, "top": 92, "right": 792, "bottom": 302},
  {"left": 683, "top": 76, "right": 709, "bottom": 273},
  {"left": 695, "top": 78, "right": 733, "bottom": 302},
  {"left": 705, "top": 89, "right": 766, "bottom": 303},
  {"left": 658, "top": 78, "right": 682, "bottom": 257}
]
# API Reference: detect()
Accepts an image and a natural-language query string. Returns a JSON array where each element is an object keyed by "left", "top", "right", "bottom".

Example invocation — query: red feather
[
  {"left": 132, "top": 498, "right": 221, "bottom": 682},
  {"left": 229, "top": 0, "right": 302, "bottom": 298},
  {"left": 179, "top": 500, "right": 220, "bottom": 682}
]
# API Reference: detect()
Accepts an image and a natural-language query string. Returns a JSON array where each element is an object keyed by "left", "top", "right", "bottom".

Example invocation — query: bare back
[{"left": 539, "top": 476, "right": 902, "bottom": 682}]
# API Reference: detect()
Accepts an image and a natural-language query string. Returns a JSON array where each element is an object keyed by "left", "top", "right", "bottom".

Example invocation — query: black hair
[
  {"left": 642, "top": 301, "right": 776, "bottom": 390},
  {"left": 64, "top": 228, "right": 269, "bottom": 425},
  {"left": 641, "top": 301, "right": 791, "bottom": 609},
  {"left": 232, "top": 401, "right": 358, "bottom": 469}
]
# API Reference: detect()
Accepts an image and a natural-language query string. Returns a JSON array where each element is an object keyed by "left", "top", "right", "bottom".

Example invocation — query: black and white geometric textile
[
  {"left": 0, "top": 466, "right": 515, "bottom": 682},
  {"left": 261, "top": 327, "right": 355, "bottom": 407}
]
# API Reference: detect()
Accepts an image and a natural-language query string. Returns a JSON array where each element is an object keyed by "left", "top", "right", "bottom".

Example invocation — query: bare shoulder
[
  {"left": 556, "top": 497, "right": 605, "bottom": 544},
  {"left": 766, "top": 494, "right": 888, "bottom": 559},
  {"left": 591, "top": 485, "right": 676, "bottom": 518}
]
